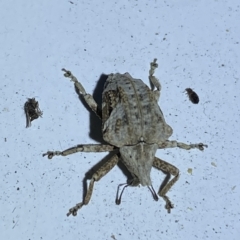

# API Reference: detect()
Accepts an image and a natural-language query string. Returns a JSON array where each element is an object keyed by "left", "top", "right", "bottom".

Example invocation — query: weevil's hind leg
[
  {"left": 153, "top": 157, "right": 180, "bottom": 213},
  {"left": 149, "top": 58, "right": 161, "bottom": 92},
  {"left": 62, "top": 68, "right": 102, "bottom": 118},
  {"left": 67, "top": 154, "right": 119, "bottom": 217}
]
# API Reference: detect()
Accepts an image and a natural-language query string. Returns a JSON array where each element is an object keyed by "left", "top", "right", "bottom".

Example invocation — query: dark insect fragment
[
  {"left": 24, "top": 98, "right": 43, "bottom": 127},
  {"left": 185, "top": 88, "right": 199, "bottom": 104}
]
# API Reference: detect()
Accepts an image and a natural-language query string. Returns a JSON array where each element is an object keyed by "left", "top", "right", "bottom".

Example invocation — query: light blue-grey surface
[{"left": 1, "top": 0, "right": 240, "bottom": 239}]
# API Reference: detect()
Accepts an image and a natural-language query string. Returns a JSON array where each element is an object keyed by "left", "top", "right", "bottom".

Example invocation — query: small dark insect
[
  {"left": 185, "top": 88, "right": 199, "bottom": 104},
  {"left": 24, "top": 98, "right": 43, "bottom": 128}
]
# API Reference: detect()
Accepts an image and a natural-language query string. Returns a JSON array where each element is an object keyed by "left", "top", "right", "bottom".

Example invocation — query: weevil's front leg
[
  {"left": 149, "top": 58, "right": 161, "bottom": 92},
  {"left": 158, "top": 141, "right": 208, "bottom": 151},
  {"left": 62, "top": 68, "right": 102, "bottom": 118},
  {"left": 43, "top": 144, "right": 117, "bottom": 159},
  {"left": 67, "top": 154, "right": 119, "bottom": 217},
  {"left": 153, "top": 157, "right": 180, "bottom": 213}
]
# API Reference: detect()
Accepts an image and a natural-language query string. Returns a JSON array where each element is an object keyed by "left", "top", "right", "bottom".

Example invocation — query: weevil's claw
[
  {"left": 66, "top": 209, "right": 77, "bottom": 217},
  {"left": 151, "top": 58, "right": 158, "bottom": 68},
  {"left": 165, "top": 201, "right": 174, "bottom": 213},
  {"left": 42, "top": 151, "right": 54, "bottom": 159},
  {"left": 198, "top": 143, "right": 208, "bottom": 151},
  {"left": 190, "top": 143, "right": 208, "bottom": 151},
  {"left": 43, "top": 151, "right": 63, "bottom": 159},
  {"left": 62, "top": 68, "right": 72, "bottom": 78},
  {"left": 67, "top": 203, "right": 83, "bottom": 217}
]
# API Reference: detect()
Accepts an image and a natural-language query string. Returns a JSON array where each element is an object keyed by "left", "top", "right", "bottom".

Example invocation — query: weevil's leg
[
  {"left": 149, "top": 58, "right": 161, "bottom": 91},
  {"left": 153, "top": 157, "right": 180, "bottom": 213},
  {"left": 67, "top": 154, "right": 119, "bottom": 217},
  {"left": 158, "top": 141, "right": 208, "bottom": 151},
  {"left": 62, "top": 68, "right": 102, "bottom": 118},
  {"left": 43, "top": 144, "right": 117, "bottom": 159}
]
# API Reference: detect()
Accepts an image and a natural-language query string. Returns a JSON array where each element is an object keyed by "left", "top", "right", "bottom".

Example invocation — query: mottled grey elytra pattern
[
  {"left": 43, "top": 59, "right": 207, "bottom": 217},
  {"left": 102, "top": 72, "right": 172, "bottom": 146}
]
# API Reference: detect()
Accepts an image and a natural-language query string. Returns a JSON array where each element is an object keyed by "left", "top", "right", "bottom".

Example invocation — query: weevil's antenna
[
  {"left": 116, "top": 183, "right": 129, "bottom": 205},
  {"left": 116, "top": 183, "right": 159, "bottom": 204},
  {"left": 148, "top": 185, "right": 159, "bottom": 201}
]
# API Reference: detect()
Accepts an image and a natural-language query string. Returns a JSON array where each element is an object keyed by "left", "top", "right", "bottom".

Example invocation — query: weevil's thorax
[
  {"left": 102, "top": 73, "right": 173, "bottom": 148},
  {"left": 119, "top": 142, "right": 158, "bottom": 186}
]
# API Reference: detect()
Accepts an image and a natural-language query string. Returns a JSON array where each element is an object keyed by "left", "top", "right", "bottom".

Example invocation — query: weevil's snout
[{"left": 119, "top": 143, "right": 158, "bottom": 186}]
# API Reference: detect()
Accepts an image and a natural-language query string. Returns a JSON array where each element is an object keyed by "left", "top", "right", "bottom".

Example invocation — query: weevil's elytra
[
  {"left": 102, "top": 72, "right": 173, "bottom": 147},
  {"left": 24, "top": 98, "right": 43, "bottom": 128},
  {"left": 185, "top": 88, "right": 199, "bottom": 104},
  {"left": 43, "top": 59, "right": 207, "bottom": 217}
]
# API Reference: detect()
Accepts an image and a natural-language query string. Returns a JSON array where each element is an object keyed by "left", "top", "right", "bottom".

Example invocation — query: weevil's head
[{"left": 119, "top": 143, "right": 158, "bottom": 186}]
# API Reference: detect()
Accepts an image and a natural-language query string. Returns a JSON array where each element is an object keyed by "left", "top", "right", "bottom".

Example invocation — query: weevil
[
  {"left": 43, "top": 59, "right": 207, "bottom": 216},
  {"left": 185, "top": 88, "right": 199, "bottom": 104},
  {"left": 24, "top": 98, "right": 43, "bottom": 128}
]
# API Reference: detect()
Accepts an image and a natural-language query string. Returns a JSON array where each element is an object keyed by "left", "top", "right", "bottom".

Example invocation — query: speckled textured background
[{"left": 1, "top": 0, "right": 239, "bottom": 239}]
